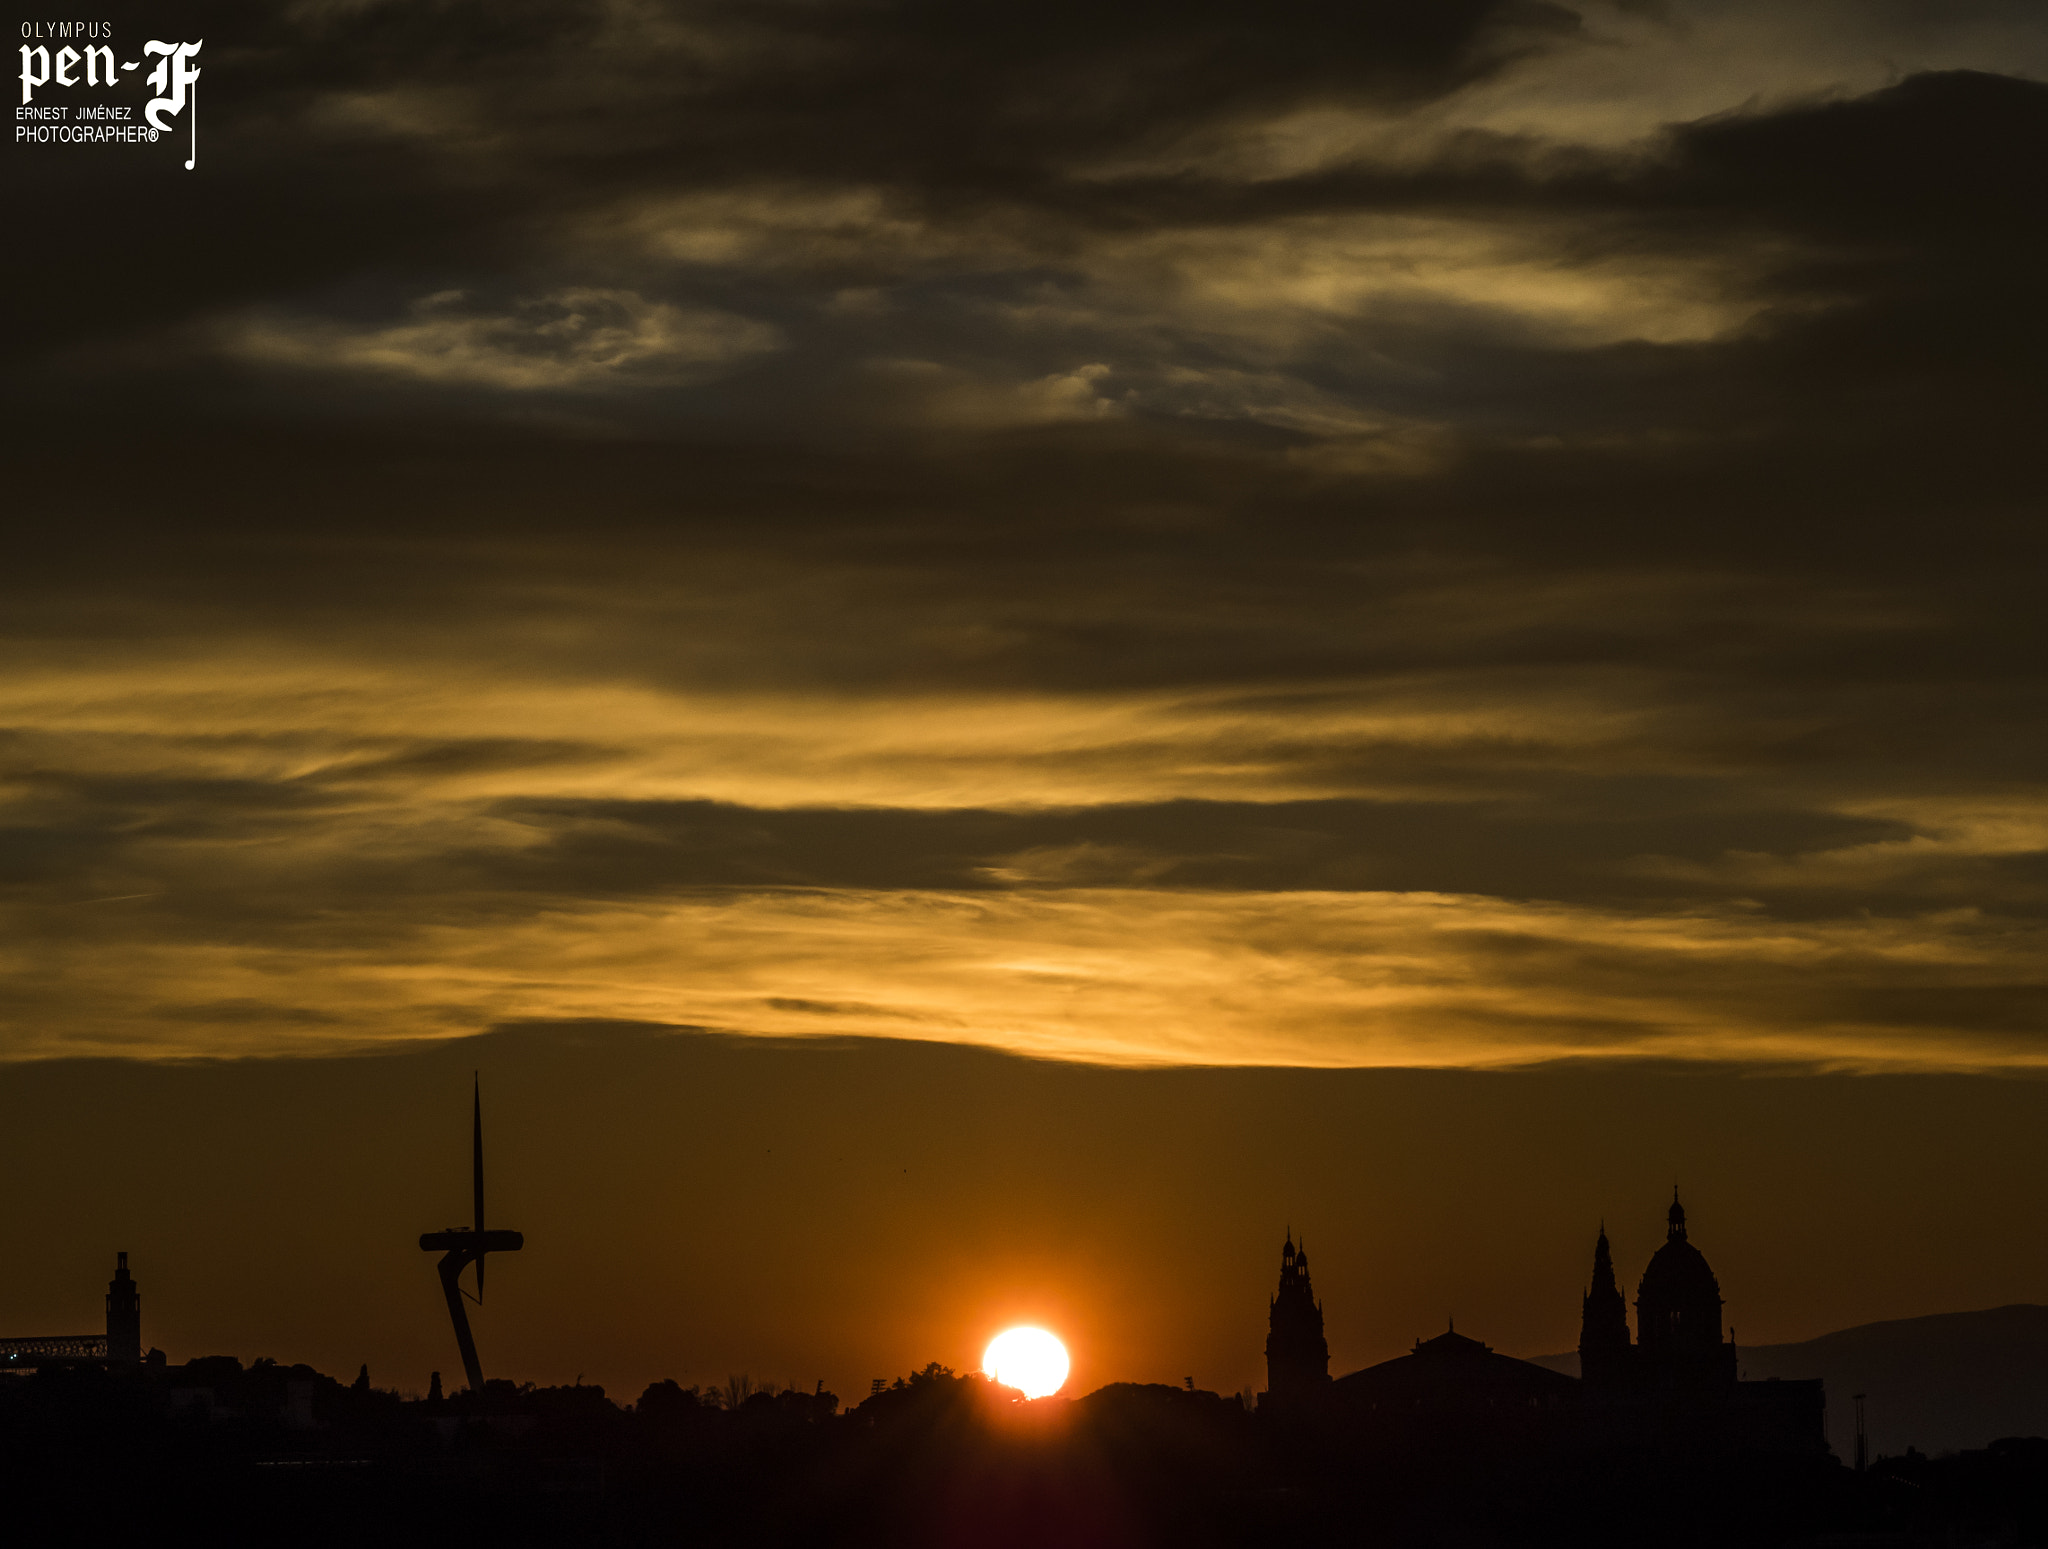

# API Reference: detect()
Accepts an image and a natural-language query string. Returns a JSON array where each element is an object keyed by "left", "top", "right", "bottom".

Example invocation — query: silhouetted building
[
  {"left": 106, "top": 1251, "right": 141, "bottom": 1364},
  {"left": 1263, "top": 1234, "right": 1330, "bottom": 1404},
  {"left": 1, "top": 1251, "right": 138, "bottom": 1370},
  {"left": 1335, "top": 1325, "right": 1577, "bottom": 1443},
  {"left": 1578, "top": 1225, "right": 1632, "bottom": 1389},
  {"left": 1634, "top": 1191, "right": 1737, "bottom": 1387},
  {"left": 1570, "top": 1194, "right": 1824, "bottom": 1454},
  {"left": 1576, "top": 1194, "right": 1740, "bottom": 1393},
  {"left": 1293, "top": 1196, "right": 1826, "bottom": 1456}
]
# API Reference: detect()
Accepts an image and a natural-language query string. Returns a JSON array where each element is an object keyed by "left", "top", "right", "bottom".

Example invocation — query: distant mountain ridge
[{"left": 1528, "top": 1304, "right": 2048, "bottom": 1459}]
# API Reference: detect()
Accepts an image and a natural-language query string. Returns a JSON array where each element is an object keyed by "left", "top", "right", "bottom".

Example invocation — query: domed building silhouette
[
  {"left": 1633, "top": 1191, "right": 1738, "bottom": 1386},
  {"left": 1270, "top": 1192, "right": 1826, "bottom": 1454},
  {"left": 1580, "top": 1190, "right": 1739, "bottom": 1390},
  {"left": 1571, "top": 1191, "right": 1824, "bottom": 1453}
]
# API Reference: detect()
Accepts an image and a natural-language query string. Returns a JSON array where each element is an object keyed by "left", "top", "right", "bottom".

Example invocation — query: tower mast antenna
[
  {"left": 473, "top": 1074, "right": 486, "bottom": 1302},
  {"left": 419, "top": 1078, "right": 524, "bottom": 1392}
]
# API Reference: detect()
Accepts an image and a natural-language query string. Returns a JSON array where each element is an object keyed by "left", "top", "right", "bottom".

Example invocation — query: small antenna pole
[
  {"left": 473, "top": 1074, "right": 485, "bottom": 1233},
  {"left": 472, "top": 1075, "right": 486, "bottom": 1301}
]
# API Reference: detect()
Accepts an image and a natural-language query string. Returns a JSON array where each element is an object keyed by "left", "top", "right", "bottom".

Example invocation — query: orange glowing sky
[{"left": 5, "top": 0, "right": 2047, "bottom": 1424}]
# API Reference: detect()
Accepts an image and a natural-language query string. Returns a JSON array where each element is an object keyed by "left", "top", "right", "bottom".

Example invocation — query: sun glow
[{"left": 984, "top": 1326, "right": 1070, "bottom": 1399}]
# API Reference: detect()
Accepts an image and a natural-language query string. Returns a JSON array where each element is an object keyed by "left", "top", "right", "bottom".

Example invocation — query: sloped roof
[{"left": 1335, "top": 1329, "right": 1580, "bottom": 1400}]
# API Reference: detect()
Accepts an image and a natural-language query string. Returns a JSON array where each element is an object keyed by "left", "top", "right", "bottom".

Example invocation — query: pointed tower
[
  {"left": 1578, "top": 1225, "right": 1632, "bottom": 1389},
  {"left": 1264, "top": 1234, "right": 1331, "bottom": 1404}
]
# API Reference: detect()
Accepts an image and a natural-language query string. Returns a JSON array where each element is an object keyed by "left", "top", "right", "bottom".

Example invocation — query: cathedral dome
[
  {"left": 1636, "top": 1233, "right": 1722, "bottom": 1311},
  {"left": 1634, "top": 1192, "right": 1734, "bottom": 1383}
]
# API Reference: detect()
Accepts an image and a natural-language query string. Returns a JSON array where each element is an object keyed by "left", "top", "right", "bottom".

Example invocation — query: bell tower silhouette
[
  {"left": 105, "top": 1252, "right": 141, "bottom": 1364},
  {"left": 1264, "top": 1233, "right": 1331, "bottom": 1403}
]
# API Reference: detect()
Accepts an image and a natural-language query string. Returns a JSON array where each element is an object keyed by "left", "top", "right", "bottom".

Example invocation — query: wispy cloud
[{"left": 223, "top": 288, "right": 782, "bottom": 392}]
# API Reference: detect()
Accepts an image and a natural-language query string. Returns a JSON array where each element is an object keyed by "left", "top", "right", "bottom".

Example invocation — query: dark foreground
[{"left": 3, "top": 1359, "right": 2044, "bottom": 1548}]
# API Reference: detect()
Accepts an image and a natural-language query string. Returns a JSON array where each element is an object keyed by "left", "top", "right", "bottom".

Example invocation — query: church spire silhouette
[
  {"left": 1264, "top": 1232, "right": 1330, "bottom": 1405},
  {"left": 1579, "top": 1223, "right": 1632, "bottom": 1389}
]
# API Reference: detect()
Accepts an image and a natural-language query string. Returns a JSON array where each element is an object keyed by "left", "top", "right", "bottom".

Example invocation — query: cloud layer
[{"left": 4, "top": 0, "right": 2045, "bottom": 1067}]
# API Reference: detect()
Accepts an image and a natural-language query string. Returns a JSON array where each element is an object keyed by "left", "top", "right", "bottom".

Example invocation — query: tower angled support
[{"left": 418, "top": 1076, "right": 523, "bottom": 1392}]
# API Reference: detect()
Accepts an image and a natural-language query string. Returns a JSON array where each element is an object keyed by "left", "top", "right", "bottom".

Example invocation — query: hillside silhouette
[{"left": 1532, "top": 1303, "right": 2048, "bottom": 1457}]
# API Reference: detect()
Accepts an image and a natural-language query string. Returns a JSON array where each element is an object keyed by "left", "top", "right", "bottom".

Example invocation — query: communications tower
[{"left": 418, "top": 1077, "right": 524, "bottom": 1393}]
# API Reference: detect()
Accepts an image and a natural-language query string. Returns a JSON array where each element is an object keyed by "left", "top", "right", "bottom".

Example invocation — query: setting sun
[{"left": 983, "top": 1327, "right": 1070, "bottom": 1399}]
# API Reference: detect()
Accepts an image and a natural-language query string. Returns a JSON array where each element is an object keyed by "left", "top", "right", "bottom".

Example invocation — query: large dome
[
  {"left": 1637, "top": 1234, "right": 1723, "bottom": 1310},
  {"left": 1634, "top": 1193, "right": 1734, "bottom": 1381}
]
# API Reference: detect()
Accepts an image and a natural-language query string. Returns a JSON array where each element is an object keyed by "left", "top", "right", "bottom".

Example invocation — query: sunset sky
[{"left": 5, "top": 0, "right": 2046, "bottom": 1433}]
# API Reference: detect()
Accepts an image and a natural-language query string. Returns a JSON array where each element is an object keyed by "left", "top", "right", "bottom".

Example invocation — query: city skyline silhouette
[
  {"left": 2, "top": 1052, "right": 2042, "bottom": 1469},
  {"left": 2, "top": 1121, "right": 2043, "bottom": 1548},
  {"left": 1, "top": 1031, "right": 2043, "bottom": 1461},
  {"left": 8, "top": 0, "right": 2048, "bottom": 1540}
]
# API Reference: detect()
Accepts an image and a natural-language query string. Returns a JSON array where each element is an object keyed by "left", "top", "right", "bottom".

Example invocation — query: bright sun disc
[{"left": 984, "top": 1326, "right": 1069, "bottom": 1399}]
